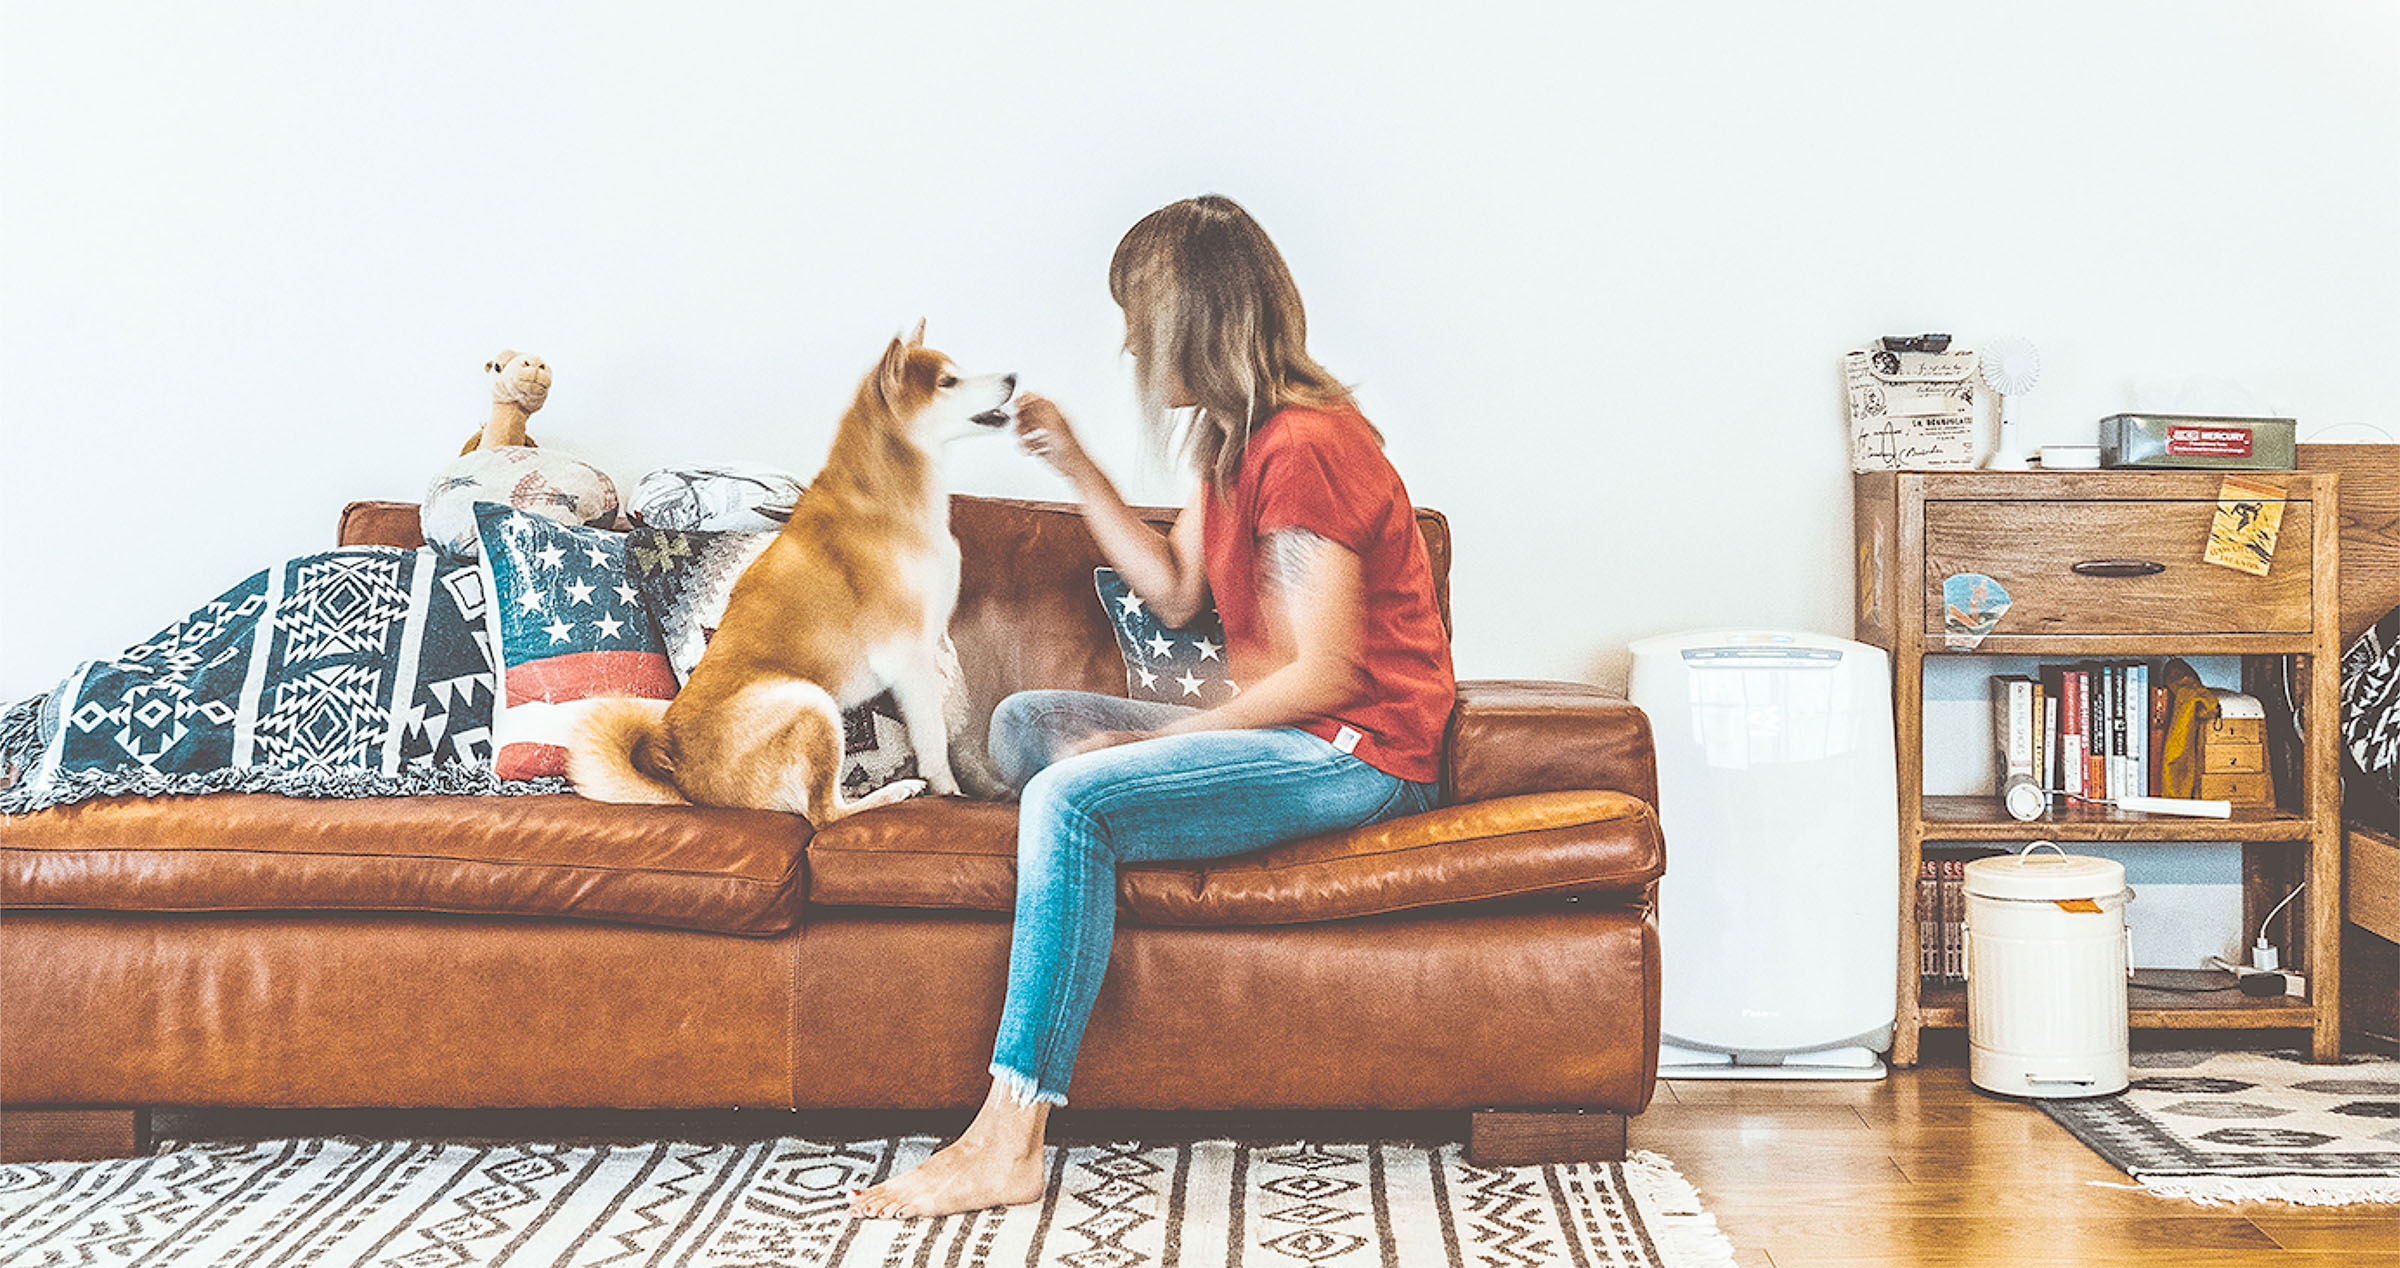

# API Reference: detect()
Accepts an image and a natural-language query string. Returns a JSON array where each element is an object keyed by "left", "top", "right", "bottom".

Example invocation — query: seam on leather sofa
[
  {"left": 2, "top": 845, "right": 806, "bottom": 888},
  {"left": 1, "top": 845, "right": 801, "bottom": 886},
  {"left": 0, "top": 898, "right": 790, "bottom": 935},
  {"left": 1127, "top": 875, "right": 1661, "bottom": 928}
]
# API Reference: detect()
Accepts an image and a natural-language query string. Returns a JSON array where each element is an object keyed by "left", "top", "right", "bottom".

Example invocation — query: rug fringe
[
  {"left": 2134, "top": 1174, "right": 2400, "bottom": 1206},
  {"left": 1622, "top": 1149, "right": 1742, "bottom": 1268}
]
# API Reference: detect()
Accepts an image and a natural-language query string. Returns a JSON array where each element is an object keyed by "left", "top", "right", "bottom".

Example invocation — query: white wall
[{"left": 5, "top": 1, "right": 2396, "bottom": 706}]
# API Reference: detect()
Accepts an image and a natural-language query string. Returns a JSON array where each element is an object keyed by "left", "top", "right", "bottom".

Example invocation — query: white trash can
[{"left": 1964, "top": 843, "right": 2132, "bottom": 1098}]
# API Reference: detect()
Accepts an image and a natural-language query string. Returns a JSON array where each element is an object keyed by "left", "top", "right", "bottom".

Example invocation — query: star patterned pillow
[
  {"left": 1094, "top": 568, "right": 1238, "bottom": 706},
  {"left": 473, "top": 501, "right": 677, "bottom": 779}
]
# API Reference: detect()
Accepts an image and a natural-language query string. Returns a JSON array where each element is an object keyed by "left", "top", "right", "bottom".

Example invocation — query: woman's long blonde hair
[{"left": 1109, "top": 195, "right": 1357, "bottom": 490}]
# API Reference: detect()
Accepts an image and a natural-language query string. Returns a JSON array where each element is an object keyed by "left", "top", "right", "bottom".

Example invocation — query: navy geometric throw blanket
[{"left": 0, "top": 546, "right": 568, "bottom": 815}]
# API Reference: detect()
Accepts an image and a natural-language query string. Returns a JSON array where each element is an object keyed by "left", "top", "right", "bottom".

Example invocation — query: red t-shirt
[{"left": 1201, "top": 404, "right": 1455, "bottom": 783}]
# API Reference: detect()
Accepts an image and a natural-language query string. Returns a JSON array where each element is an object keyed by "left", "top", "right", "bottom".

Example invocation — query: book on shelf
[
  {"left": 2054, "top": 665, "right": 2085, "bottom": 800},
  {"left": 1990, "top": 675, "right": 2037, "bottom": 779},
  {"left": 2106, "top": 664, "right": 2121, "bottom": 799},
  {"left": 2043, "top": 690, "right": 2060, "bottom": 796},
  {"left": 2140, "top": 662, "right": 2160, "bottom": 792},
  {"left": 2092, "top": 667, "right": 2112, "bottom": 797},
  {"left": 1941, "top": 857, "right": 1965, "bottom": 981},
  {"left": 1917, "top": 859, "right": 1940, "bottom": 980}
]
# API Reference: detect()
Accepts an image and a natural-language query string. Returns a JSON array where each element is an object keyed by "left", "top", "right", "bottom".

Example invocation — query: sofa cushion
[
  {"left": 1, "top": 794, "right": 810, "bottom": 935},
  {"left": 474, "top": 503, "right": 679, "bottom": 780},
  {"left": 804, "top": 790, "right": 1662, "bottom": 925},
  {"left": 627, "top": 462, "right": 804, "bottom": 532},
  {"left": 1094, "top": 566, "right": 1236, "bottom": 706},
  {"left": 423, "top": 447, "right": 621, "bottom": 559}
]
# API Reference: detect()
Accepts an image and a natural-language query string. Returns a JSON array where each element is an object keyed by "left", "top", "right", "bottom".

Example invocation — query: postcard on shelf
[{"left": 2202, "top": 474, "right": 2285, "bottom": 576}]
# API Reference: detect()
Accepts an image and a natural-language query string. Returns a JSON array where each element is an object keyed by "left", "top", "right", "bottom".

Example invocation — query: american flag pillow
[
  {"left": 474, "top": 502, "right": 678, "bottom": 779},
  {"left": 1094, "top": 567, "right": 1238, "bottom": 706}
]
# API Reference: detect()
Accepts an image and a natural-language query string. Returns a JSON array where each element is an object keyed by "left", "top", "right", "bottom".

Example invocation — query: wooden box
[{"left": 2198, "top": 714, "right": 2272, "bottom": 805}]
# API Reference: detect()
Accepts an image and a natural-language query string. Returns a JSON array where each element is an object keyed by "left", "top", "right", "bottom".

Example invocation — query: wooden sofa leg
[
  {"left": 0, "top": 1108, "right": 152, "bottom": 1162},
  {"left": 1468, "top": 1108, "right": 1628, "bottom": 1166}
]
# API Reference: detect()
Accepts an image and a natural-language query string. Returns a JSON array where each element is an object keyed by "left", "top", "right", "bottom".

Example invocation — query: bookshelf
[{"left": 1856, "top": 470, "right": 2343, "bottom": 1064}]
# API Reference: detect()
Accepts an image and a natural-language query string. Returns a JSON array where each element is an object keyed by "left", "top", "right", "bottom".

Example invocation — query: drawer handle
[{"left": 2071, "top": 559, "right": 2166, "bottom": 578}]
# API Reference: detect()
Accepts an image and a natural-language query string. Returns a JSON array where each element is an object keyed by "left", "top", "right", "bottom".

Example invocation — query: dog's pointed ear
[
  {"left": 905, "top": 319, "right": 926, "bottom": 348},
  {"left": 875, "top": 335, "right": 909, "bottom": 402}
]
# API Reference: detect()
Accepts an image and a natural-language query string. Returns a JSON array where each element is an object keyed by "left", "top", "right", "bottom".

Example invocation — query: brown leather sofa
[{"left": 0, "top": 496, "right": 1664, "bottom": 1165}]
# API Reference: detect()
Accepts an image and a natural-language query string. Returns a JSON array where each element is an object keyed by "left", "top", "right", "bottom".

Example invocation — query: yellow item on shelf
[{"left": 2155, "top": 659, "right": 2219, "bottom": 800}]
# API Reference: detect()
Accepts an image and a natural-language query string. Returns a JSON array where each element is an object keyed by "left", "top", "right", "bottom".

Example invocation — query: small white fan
[{"left": 1979, "top": 336, "right": 2041, "bottom": 470}]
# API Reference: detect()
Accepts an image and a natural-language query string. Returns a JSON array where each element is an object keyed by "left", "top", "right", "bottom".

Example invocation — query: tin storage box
[{"left": 2098, "top": 414, "right": 2298, "bottom": 470}]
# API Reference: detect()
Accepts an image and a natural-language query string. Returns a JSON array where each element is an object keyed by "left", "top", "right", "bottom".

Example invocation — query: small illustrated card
[
  {"left": 2202, "top": 475, "right": 2285, "bottom": 577},
  {"left": 1943, "top": 572, "right": 2012, "bottom": 650}
]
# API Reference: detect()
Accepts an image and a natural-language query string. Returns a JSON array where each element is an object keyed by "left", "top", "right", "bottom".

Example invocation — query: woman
[{"left": 852, "top": 195, "right": 1454, "bottom": 1219}]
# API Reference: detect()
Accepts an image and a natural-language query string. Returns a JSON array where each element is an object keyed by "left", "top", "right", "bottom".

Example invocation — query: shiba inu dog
[{"left": 568, "top": 323, "right": 1014, "bottom": 821}]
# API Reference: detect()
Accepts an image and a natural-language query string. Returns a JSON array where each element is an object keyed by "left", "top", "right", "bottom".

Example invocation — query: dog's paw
[{"left": 883, "top": 779, "right": 929, "bottom": 802}]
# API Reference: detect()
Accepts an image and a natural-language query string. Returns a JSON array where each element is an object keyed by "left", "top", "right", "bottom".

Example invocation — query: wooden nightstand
[{"left": 1855, "top": 470, "right": 2343, "bottom": 1063}]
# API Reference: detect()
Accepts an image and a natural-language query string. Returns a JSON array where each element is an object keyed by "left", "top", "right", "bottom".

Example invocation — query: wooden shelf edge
[
  {"left": 1921, "top": 636, "right": 2319, "bottom": 656},
  {"left": 1908, "top": 472, "right": 2328, "bottom": 501},
  {"left": 1914, "top": 795, "right": 2314, "bottom": 842},
  {"left": 1911, "top": 986, "right": 2322, "bottom": 1032},
  {"left": 1913, "top": 1011, "right": 2320, "bottom": 1031}
]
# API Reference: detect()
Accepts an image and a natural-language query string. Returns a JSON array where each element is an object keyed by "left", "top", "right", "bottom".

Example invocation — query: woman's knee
[
  {"left": 1018, "top": 759, "right": 1117, "bottom": 864},
  {"left": 989, "top": 691, "right": 1070, "bottom": 791}
]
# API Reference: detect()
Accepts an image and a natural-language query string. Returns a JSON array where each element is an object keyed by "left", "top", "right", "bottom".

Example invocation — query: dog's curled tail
[{"left": 566, "top": 696, "right": 688, "bottom": 805}]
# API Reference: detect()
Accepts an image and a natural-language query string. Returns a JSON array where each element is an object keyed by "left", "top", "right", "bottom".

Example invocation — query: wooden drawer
[{"left": 1922, "top": 498, "right": 2313, "bottom": 636}]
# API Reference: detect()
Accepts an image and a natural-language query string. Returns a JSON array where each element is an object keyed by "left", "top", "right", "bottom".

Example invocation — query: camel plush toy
[
  {"left": 460, "top": 350, "right": 552, "bottom": 453},
  {"left": 422, "top": 350, "right": 620, "bottom": 558}
]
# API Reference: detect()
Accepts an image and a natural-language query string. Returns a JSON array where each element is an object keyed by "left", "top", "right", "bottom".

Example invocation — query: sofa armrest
[
  {"left": 1445, "top": 679, "right": 1658, "bottom": 808},
  {"left": 340, "top": 501, "right": 426, "bottom": 549}
]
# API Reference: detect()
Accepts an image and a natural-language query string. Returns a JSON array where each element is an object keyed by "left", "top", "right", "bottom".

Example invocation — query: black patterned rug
[
  {"left": 2037, "top": 1049, "right": 2400, "bottom": 1205},
  {"left": 0, "top": 1137, "right": 1736, "bottom": 1267}
]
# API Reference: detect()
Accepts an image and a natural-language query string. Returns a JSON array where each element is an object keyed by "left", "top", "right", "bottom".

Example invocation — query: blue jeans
[{"left": 985, "top": 689, "right": 1439, "bottom": 1106}]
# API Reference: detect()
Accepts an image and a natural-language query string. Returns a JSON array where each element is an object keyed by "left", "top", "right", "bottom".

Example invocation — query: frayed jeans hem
[{"left": 990, "top": 1062, "right": 1070, "bottom": 1108}]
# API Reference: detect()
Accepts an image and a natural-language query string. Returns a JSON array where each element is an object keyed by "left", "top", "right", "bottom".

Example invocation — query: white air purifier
[{"left": 1628, "top": 630, "right": 1899, "bottom": 1080}]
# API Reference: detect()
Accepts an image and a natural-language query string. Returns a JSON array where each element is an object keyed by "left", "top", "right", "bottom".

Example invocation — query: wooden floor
[{"left": 1639, "top": 1055, "right": 2398, "bottom": 1268}]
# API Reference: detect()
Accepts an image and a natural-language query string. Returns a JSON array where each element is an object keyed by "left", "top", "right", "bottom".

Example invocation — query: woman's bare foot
[
  {"left": 852, "top": 1079, "right": 1052, "bottom": 1219},
  {"left": 850, "top": 1133, "right": 1047, "bottom": 1218}
]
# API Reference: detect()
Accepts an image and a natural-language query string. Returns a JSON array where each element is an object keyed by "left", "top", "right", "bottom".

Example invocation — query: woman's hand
[
  {"left": 1066, "top": 728, "right": 1150, "bottom": 757},
  {"left": 1014, "top": 393, "right": 1094, "bottom": 480}
]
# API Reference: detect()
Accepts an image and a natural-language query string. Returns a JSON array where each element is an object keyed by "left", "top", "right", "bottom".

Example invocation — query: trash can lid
[{"left": 1965, "top": 843, "right": 2126, "bottom": 902}]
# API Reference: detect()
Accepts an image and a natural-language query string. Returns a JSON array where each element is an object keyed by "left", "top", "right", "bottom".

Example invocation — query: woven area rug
[
  {"left": 0, "top": 1136, "right": 1737, "bottom": 1267},
  {"left": 2037, "top": 1049, "right": 2400, "bottom": 1205}
]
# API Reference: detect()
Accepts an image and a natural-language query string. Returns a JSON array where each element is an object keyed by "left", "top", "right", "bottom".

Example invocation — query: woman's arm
[
  {"left": 1152, "top": 527, "right": 1367, "bottom": 737},
  {"left": 1016, "top": 394, "right": 1209, "bottom": 624}
]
